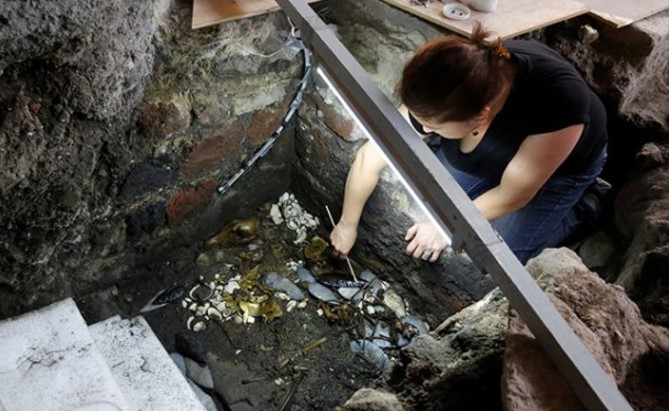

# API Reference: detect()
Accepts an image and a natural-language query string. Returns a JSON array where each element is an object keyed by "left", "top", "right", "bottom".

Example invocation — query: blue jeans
[{"left": 435, "top": 147, "right": 607, "bottom": 264}]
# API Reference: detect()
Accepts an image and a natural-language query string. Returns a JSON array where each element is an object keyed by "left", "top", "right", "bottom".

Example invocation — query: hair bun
[
  {"left": 470, "top": 22, "right": 510, "bottom": 60},
  {"left": 493, "top": 37, "right": 511, "bottom": 60}
]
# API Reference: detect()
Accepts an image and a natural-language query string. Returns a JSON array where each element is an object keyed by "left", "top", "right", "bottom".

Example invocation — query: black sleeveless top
[{"left": 409, "top": 40, "right": 607, "bottom": 181}]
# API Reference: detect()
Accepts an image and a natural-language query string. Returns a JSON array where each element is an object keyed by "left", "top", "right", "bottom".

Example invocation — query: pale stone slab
[
  {"left": 379, "top": 0, "right": 589, "bottom": 40},
  {"left": 192, "top": 0, "right": 323, "bottom": 29},
  {"left": 89, "top": 316, "right": 207, "bottom": 411},
  {"left": 0, "top": 299, "right": 129, "bottom": 411},
  {"left": 582, "top": 0, "right": 669, "bottom": 27}
]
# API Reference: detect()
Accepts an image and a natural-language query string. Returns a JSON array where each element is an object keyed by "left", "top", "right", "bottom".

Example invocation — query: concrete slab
[
  {"left": 379, "top": 0, "right": 589, "bottom": 40},
  {"left": 192, "top": 0, "right": 323, "bottom": 29},
  {"left": 90, "top": 316, "right": 207, "bottom": 411},
  {"left": 0, "top": 299, "right": 129, "bottom": 411},
  {"left": 583, "top": 0, "right": 669, "bottom": 27}
]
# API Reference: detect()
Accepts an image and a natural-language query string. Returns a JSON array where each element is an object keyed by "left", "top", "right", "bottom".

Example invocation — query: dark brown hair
[{"left": 399, "top": 23, "right": 514, "bottom": 123}]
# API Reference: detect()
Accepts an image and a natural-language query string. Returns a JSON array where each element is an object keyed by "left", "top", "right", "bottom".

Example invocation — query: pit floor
[{"left": 95, "top": 200, "right": 402, "bottom": 411}]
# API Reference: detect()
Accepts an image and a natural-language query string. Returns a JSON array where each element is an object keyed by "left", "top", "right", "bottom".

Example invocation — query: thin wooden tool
[{"left": 325, "top": 205, "right": 358, "bottom": 282}]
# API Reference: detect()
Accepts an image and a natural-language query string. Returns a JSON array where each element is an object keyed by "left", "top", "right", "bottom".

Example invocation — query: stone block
[
  {"left": 120, "top": 164, "right": 174, "bottom": 200},
  {"left": 248, "top": 97, "right": 290, "bottom": 146},
  {"left": 543, "top": 10, "right": 669, "bottom": 132},
  {"left": 89, "top": 316, "right": 207, "bottom": 411},
  {"left": 126, "top": 201, "right": 167, "bottom": 242},
  {"left": 231, "top": 77, "right": 290, "bottom": 117},
  {"left": 139, "top": 96, "right": 191, "bottom": 141},
  {"left": 166, "top": 179, "right": 217, "bottom": 225},
  {"left": 326, "top": 0, "right": 433, "bottom": 96},
  {"left": 190, "top": 91, "right": 232, "bottom": 128},
  {"left": 503, "top": 248, "right": 669, "bottom": 411},
  {"left": 338, "top": 388, "right": 405, "bottom": 411},
  {"left": 387, "top": 290, "right": 508, "bottom": 410},
  {"left": 306, "top": 88, "right": 357, "bottom": 141},
  {"left": 0, "top": 299, "right": 129, "bottom": 410},
  {"left": 180, "top": 123, "right": 245, "bottom": 179}
]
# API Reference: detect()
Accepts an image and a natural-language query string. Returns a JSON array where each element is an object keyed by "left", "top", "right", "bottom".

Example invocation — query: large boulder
[
  {"left": 386, "top": 288, "right": 508, "bottom": 410},
  {"left": 383, "top": 247, "right": 669, "bottom": 410},
  {"left": 542, "top": 10, "right": 669, "bottom": 133},
  {"left": 503, "top": 248, "right": 669, "bottom": 411},
  {"left": 0, "top": 0, "right": 302, "bottom": 318},
  {"left": 0, "top": 0, "right": 166, "bottom": 317},
  {"left": 336, "top": 388, "right": 406, "bottom": 411},
  {"left": 611, "top": 142, "right": 669, "bottom": 327}
]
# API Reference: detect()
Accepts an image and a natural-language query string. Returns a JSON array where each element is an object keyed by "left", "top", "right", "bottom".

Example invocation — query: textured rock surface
[
  {"left": 386, "top": 289, "right": 508, "bottom": 410},
  {"left": 0, "top": 0, "right": 301, "bottom": 318},
  {"left": 384, "top": 247, "right": 669, "bottom": 410},
  {"left": 541, "top": 11, "right": 669, "bottom": 132},
  {"left": 504, "top": 308, "right": 587, "bottom": 411},
  {"left": 337, "top": 388, "right": 406, "bottom": 411},
  {"left": 0, "top": 0, "right": 164, "bottom": 316},
  {"left": 539, "top": 10, "right": 669, "bottom": 330},
  {"left": 612, "top": 142, "right": 669, "bottom": 327},
  {"left": 503, "top": 248, "right": 669, "bottom": 411}
]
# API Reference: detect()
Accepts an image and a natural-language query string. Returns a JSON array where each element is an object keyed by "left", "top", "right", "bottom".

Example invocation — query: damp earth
[{"left": 97, "top": 193, "right": 430, "bottom": 411}]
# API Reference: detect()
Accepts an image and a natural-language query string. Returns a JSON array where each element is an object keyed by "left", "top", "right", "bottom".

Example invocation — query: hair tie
[{"left": 493, "top": 37, "right": 511, "bottom": 60}]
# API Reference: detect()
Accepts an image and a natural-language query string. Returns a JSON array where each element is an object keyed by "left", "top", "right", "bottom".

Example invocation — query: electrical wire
[{"left": 216, "top": 17, "right": 312, "bottom": 195}]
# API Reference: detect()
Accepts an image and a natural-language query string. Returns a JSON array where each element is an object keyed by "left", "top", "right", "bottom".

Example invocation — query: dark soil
[{"left": 78, "top": 201, "right": 387, "bottom": 410}]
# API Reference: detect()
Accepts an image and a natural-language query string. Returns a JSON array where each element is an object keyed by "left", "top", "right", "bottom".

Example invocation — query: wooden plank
[
  {"left": 379, "top": 0, "right": 589, "bottom": 40},
  {"left": 582, "top": 0, "right": 669, "bottom": 27},
  {"left": 192, "top": 0, "right": 323, "bottom": 29}
]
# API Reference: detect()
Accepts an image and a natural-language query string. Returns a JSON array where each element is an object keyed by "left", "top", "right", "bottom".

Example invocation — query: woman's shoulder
[
  {"left": 507, "top": 39, "right": 585, "bottom": 86},
  {"left": 505, "top": 39, "right": 563, "bottom": 59},
  {"left": 503, "top": 41, "right": 594, "bottom": 132}
]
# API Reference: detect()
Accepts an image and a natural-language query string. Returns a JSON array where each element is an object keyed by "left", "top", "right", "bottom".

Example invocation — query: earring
[{"left": 472, "top": 130, "right": 479, "bottom": 136}]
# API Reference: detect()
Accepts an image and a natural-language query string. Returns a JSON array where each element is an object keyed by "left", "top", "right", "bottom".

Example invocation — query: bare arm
[
  {"left": 339, "top": 142, "right": 387, "bottom": 228},
  {"left": 474, "top": 124, "right": 584, "bottom": 220},
  {"left": 330, "top": 141, "right": 387, "bottom": 257},
  {"left": 331, "top": 104, "right": 428, "bottom": 257}
]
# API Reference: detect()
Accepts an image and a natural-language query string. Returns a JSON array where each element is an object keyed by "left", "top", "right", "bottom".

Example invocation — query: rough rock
[
  {"left": 578, "top": 230, "right": 618, "bottom": 278},
  {"left": 503, "top": 308, "right": 588, "bottom": 411},
  {"left": 386, "top": 289, "right": 508, "bottom": 410},
  {"left": 636, "top": 142, "right": 669, "bottom": 170},
  {"left": 541, "top": 10, "right": 669, "bottom": 132},
  {"left": 612, "top": 146, "right": 669, "bottom": 327},
  {"left": 0, "top": 0, "right": 301, "bottom": 318},
  {"left": 326, "top": 0, "right": 441, "bottom": 97},
  {"left": 0, "top": 0, "right": 164, "bottom": 318},
  {"left": 338, "top": 388, "right": 405, "bottom": 411},
  {"left": 503, "top": 248, "right": 669, "bottom": 411}
]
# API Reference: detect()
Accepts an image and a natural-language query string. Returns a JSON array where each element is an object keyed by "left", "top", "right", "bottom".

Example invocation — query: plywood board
[
  {"left": 193, "top": 0, "right": 323, "bottom": 29},
  {"left": 582, "top": 0, "right": 669, "bottom": 27},
  {"left": 379, "top": 0, "right": 589, "bottom": 40}
]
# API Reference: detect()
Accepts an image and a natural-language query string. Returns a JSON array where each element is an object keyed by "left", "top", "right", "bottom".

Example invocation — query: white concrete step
[
  {"left": 0, "top": 298, "right": 129, "bottom": 411},
  {"left": 89, "top": 315, "right": 207, "bottom": 411}
]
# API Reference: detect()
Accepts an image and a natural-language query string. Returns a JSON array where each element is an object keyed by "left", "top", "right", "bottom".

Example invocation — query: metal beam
[{"left": 276, "top": 0, "right": 633, "bottom": 410}]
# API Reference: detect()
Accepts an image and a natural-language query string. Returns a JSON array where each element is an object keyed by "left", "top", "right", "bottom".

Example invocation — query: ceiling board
[
  {"left": 582, "top": 0, "right": 669, "bottom": 27},
  {"left": 378, "top": 0, "right": 589, "bottom": 40},
  {"left": 193, "top": 0, "right": 323, "bottom": 29}
]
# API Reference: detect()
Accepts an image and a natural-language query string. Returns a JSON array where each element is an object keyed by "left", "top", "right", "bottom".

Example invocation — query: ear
[{"left": 476, "top": 106, "right": 492, "bottom": 122}]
